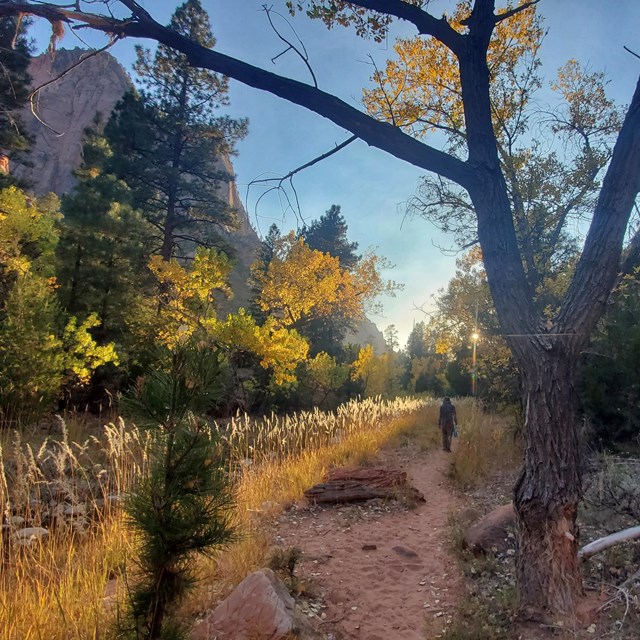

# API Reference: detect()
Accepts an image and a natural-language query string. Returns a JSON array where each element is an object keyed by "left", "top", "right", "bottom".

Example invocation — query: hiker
[{"left": 439, "top": 397, "right": 457, "bottom": 452}]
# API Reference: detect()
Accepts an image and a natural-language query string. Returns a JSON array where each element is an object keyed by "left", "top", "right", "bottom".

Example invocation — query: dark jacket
[{"left": 439, "top": 400, "right": 457, "bottom": 427}]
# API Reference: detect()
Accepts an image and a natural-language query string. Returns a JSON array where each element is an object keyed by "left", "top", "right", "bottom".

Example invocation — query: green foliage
[
  {"left": 125, "top": 343, "right": 227, "bottom": 429},
  {"left": 120, "top": 342, "right": 234, "bottom": 639},
  {"left": 0, "top": 16, "right": 32, "bottom": 186},
  {"left": 0, "top": 274, "right": 65, "bottom": 421},
  {"left": 0, "top": 188, "right": 117, "bottom": 424},
  {"left": 581, "top": 271, "right": 640, "bottom": 446},
  {"left": 300, "top": 204, "right": 360, "bottom": 270},
  {"left": 58, "top": 126, "right": 155, "bottom": 352},
  {"left": 298, "top": 351, "right": 350, "bottom": 408},
  {"left": 105, "top": 0, "right": 247, "bottom": 260}
]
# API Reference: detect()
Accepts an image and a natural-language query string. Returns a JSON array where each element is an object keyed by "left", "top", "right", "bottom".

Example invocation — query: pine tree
[
  {"left": 58, "top": 126, "right": 155, "bottom": 353},
  {"left": 104, "top": 0, "right": 247, "bottom": 261},
  {"left": 300, "top": 205, "right": 360, "bottom": 269},
  {"left": 121, "top": 342, "right": 234, "bottom": 640},
  {"left": 0, "top": 16, "right": 32, "bottom": 186}
]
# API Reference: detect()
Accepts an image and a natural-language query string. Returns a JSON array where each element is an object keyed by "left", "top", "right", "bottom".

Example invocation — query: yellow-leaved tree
[
  {"left": 253, "top": 231, "right": 397, "bottom": 333},
  {"left": 351, "top": 343, "right": 399, "bottom": 397},
  {"left": 0, "top": 187, "right": 118, "bottom": 423},
  {"left": 147, "top": 247, "right": 308, "bottom": 388}
]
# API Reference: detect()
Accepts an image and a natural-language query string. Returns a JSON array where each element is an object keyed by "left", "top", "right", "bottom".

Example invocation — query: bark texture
[{"left": 513, "top": 347, "right": 583, "bottom": 614}]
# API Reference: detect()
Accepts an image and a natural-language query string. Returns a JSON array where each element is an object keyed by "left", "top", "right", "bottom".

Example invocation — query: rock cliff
[
  {"left": 13, "top": 48, "right": 384, "bottom": 349},
  {"left": 12, "top": 48, "right": 132, "bottom": 195},
  {"left": 13, "top": 48, "right": 261, "bottom": 309}
]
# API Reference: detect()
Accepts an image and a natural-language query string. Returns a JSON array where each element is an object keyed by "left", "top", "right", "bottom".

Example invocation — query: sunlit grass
[{"left": 0, "top": 395, "right": 438, "bottom": 638}]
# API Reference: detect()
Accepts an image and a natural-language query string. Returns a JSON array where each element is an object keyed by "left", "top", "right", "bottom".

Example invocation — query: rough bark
[{"left": 513, "top": 346, "right": 583, "bottom": 614}]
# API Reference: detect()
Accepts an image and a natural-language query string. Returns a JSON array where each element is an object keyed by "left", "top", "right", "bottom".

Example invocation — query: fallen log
[
  {"left": 304, "top": 466, "right": 425, "bottom": 505},
  {"left": 578, "top": 525, "right": 640, "bottom": 561},
  {"left": 304, "top": 479, "right": 388, "bottom": 504}
]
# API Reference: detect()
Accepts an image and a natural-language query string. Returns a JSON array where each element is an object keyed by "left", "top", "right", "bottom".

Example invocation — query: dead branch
[
  {"left": 624, "top": 46, "right": 640, "bottom": 61},
  {"left": 578, "top": 525, "right": 640, "bottom": 561},
  {"left": 250, "top": 135, "right": 357, "bottom": 188},
  {"left": 262, "top": 4, "right": 318, "bottom": 88}
]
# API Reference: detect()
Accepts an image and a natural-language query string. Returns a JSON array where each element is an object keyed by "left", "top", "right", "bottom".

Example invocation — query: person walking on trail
[{"left": 439, "top": 397, "right": 457, "bottom": 452}]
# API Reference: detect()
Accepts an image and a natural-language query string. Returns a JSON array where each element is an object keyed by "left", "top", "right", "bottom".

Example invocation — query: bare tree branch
[
  {"left": 28, "top": 40, "right": 117, "bottom": 135},
  {"left": 493, "top": 0, "right": 540, "bottom": 25},
  {"left": 624, "top": 45, "right": 640, "bottom": 61},
  {"left": 251, "top": 134, "right": 357, "bottom": 188},
  {"left": 262, "top": 4, "right": 318, "bottom": 88}
]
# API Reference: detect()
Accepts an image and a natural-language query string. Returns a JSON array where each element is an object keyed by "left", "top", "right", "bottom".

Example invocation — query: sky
[{"left": 31, "top": 1, "right": 640, "bottom": 347}]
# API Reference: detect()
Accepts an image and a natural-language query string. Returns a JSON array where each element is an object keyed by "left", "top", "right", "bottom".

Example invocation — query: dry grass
[
  {"left": 0, "top": 417, "right": 155, "bottom": 640},
  {"left": 1, "top": 395, "right": 436, "bottom": 639},
  {"left": 448, "top": 402, "right": 521, "bottom": 490}
]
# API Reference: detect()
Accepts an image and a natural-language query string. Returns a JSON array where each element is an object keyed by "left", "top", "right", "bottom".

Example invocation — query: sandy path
[{"left": 275, "top": 448, "right": 464, "bottom": 640}]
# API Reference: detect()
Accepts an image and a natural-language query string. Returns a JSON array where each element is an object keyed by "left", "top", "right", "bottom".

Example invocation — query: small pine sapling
[{"left": 120, "top": 342, "right": 234, "bottom": 640}]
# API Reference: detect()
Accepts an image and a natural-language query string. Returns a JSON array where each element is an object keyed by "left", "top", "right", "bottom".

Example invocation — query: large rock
[
  {"left": 192, "top": 568, "right": 317, "bottom": 640},
  {"left": 13, "top": 48, "right": 132, "bottom": 195},
  {"left": 463, "top": 503, "right": 516, "bottom": 555}
]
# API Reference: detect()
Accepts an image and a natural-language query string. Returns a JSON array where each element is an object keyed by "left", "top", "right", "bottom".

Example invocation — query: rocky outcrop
[
  {"left": 13, "top": 48, "right": 132, "bottom": 195},
  {"left": 345, "top": 317, "right": 387, "bottom": 353}
]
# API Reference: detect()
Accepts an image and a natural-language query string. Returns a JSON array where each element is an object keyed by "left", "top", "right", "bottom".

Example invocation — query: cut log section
[{"left": 304, "top": 466, "right": 425, "bottom": 505}]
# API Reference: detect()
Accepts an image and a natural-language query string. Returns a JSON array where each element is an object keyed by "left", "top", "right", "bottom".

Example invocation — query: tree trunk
[{"left": 514, "top": 346, "right": 583, "bottom": 615}]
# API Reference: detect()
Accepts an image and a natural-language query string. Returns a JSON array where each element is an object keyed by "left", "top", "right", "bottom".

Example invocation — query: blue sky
[{"left": 32, "top": 1, "right": 640, "bottom": 346}]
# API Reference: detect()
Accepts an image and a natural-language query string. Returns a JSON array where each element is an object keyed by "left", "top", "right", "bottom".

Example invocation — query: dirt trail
[{"left": 275, "top": 447, "right": 465, "bottom": 640}]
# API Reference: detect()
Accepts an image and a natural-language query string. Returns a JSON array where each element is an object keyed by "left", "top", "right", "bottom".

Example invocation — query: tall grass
[
  {"left": 0, "top": 395, "right": 437, "bottom": 639},
  {"left": 448, "top": 401, "right": 521, "bottom": 489}
]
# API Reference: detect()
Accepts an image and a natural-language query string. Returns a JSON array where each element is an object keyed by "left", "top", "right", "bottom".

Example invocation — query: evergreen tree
[
  {"left": 0, "top": 15, "right": 32, "bottom": 186},
  {"left": 300, "top": 204, "right": 360, "bottom": 269},
  {"left": 249, "top": 223, "right": 281, "bottom": 323},
  {"left": 122, "top": 342, "right": 234, "bottom": 640},
  {"left": 298, "top": 205, "right": 361, "bottom": 357},
  {"left": 383, "top": 324, "right": 399, "bottom": 351},
  {"left": 104, "top": 0, "right": 247, "bottom": 261},
  {"left": 58, "top": 126, "right": 155, "bottom": 353},
  {"left": 405, "top": 321, "right": 428, "bottom": 360}
]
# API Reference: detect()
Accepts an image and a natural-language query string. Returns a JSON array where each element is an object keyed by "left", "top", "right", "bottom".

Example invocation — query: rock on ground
[
  {"left": 463, "top": 502, "right": 516, "bottom": 555},
  {"left": 191, "top": 568, "right": 318, "bottom": 640}
]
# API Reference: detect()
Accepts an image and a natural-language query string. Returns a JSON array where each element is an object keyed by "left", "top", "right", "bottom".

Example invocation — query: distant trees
[{"left": 0, "top": 15, "right": 32, "bottom": 186}]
